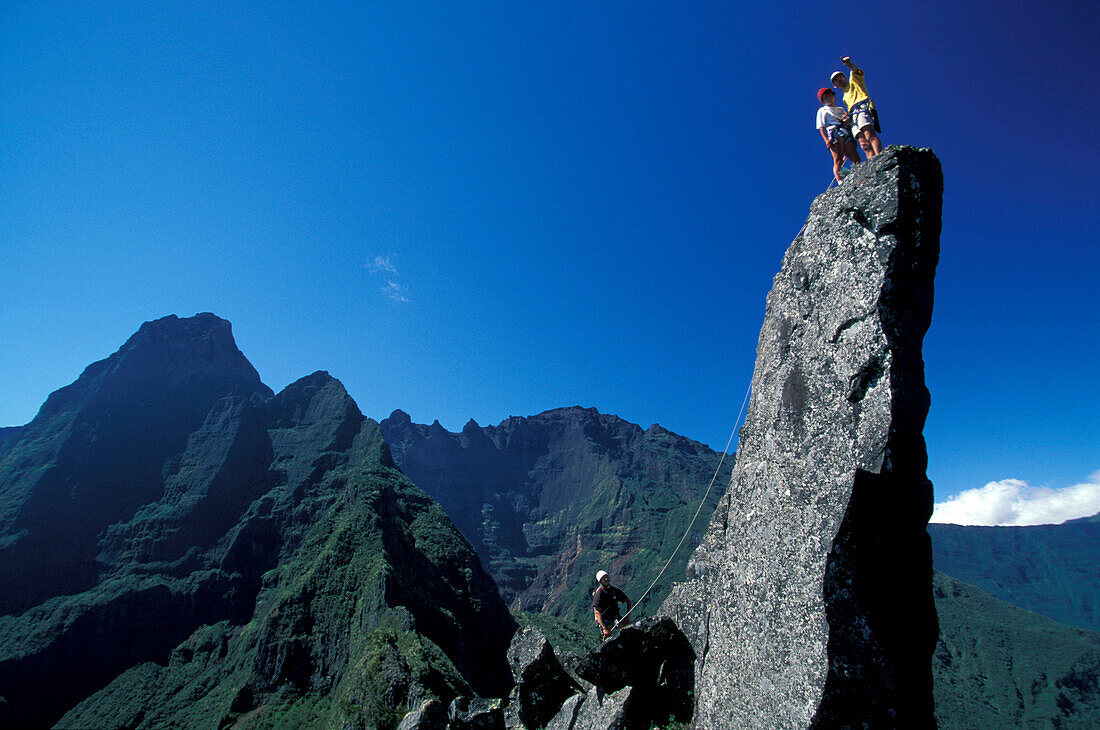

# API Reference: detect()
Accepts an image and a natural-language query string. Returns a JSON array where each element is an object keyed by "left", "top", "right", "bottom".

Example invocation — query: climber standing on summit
[
  {"left": 593, "top": 570, "right": 632, "bottom": 641},
  {"left": 817, "top": 87, "right": 861, "bottom": 184},
  {"left": 831, "top": 56, "right": 882, "bottom": 159}
]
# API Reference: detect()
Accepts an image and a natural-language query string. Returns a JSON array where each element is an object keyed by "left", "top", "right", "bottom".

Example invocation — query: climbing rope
[
  {"left": 613, "top": 375, "right": 752, "bottom": 629},
  {"left": 609, "top": 173, "right": 839, "bottom": 632}
]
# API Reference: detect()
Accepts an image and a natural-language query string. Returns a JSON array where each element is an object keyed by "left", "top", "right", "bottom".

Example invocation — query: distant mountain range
[
  {"left": 929, "top": 518, "right": 1100, "bottom": 633},
  {"left": 0, "top": 313, "right": 1097, "bottom": 727},
  {"left": 381, "top": 412, "right": 1100, "bottom": 727},
  {"left": 380, "top": 407, "right": 731, "bottom": 627}
]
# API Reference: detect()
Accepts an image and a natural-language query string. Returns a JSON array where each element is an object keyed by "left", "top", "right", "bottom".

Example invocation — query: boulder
[
  {"left": 571, "top": 687, "right": 631, "bottom": 730},
  {"left": 449, "top": 696, "right": 505, "bottom": 730},
  {"left": 397, "top": 699, "right": 448, "bottom": 730},
  {"left": 507, "top": 626, "right": 583, "bottom": 728},
  {"left": 660, "top": 146, "right": 943, "bottom": 727},
  {"left": 569, "top": 618, "right": 695, "bottom": 729},
  {"left": 545, "top": 693, "right": 585, "bottom": 730}
]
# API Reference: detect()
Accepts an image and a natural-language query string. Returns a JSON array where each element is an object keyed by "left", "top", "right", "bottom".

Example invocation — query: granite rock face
[{"left": 660, "top": 147, "right": 942, "bottom": 726}]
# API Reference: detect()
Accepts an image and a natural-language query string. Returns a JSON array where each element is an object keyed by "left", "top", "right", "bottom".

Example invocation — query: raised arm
[{"left": 842, "top": 56, "right": 863, "bottom": 76}]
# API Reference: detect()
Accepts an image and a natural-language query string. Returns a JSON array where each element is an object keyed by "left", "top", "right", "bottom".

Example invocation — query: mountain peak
[
  {"left": 386, "top": 408, "right": 412, "bottom": 425},
  {"left": 0, "top": 315, "right": 516, "bottom": 726},
  {"left": 133, "top": 311, "right": 230, "bottom": 338},
  {"left": 268, "top": 371, "right": 363, "bottom": 434},
  {"left": 0, "top": 313, "right": 274, "bottom": 616},
  {"left": 41, "top": 313, "right": 272, "bottom": 421},
  {"left": 535, "top": 405, "right": 602, "bottom": 419}
]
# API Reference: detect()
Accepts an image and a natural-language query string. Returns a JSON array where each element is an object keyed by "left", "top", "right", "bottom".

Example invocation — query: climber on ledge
[
  {"left": 831, "top": 56, "right": 882, "bottom": 159},
  {"left": 593, "top": 570, "right": 632, "bottom": 640},
  {"left": 817, "top": 87, "right": 861, "bottom": 183}
]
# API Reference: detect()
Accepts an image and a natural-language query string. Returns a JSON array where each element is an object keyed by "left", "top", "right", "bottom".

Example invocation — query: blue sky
[{"left": 1, "top": 1, "right": 1097, "bottom": 520}]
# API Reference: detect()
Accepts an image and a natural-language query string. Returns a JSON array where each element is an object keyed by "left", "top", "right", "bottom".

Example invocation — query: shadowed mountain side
[
  {"left": 930, "top": 516, "right": 1100, "bottom": 633},
  {"left": 380, "top": 407, "right": 732, "bottom": 627},
  {"left": 0, "top": 313, "right": 272, "bottom": 615},
  {"left": 0, "top": 315, "right": 514, "bottom": 729},
  {"left": 934, "top": 570, "right": 1100, "bottom": 728}
]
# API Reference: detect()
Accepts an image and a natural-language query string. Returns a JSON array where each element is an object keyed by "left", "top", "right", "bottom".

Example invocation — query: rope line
[
  {"left": 614, "top": 376, "right": 751, "bottom": 628},
  {"left": 609, "top": 173, "right": 839, "bottom": 632}
]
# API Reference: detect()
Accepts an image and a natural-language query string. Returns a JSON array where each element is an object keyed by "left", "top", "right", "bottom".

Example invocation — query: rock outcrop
[
  {"left": 503, "top": 619, "right": 694, "bottom": 730},
  {"left": 506, "top": 626, "right": 586, "bottom": 728},
  {"left": 380, "top": 407, "right": 731, "bottom": 625},
  {"left": 660, "top": 147, "right": 943, "bottom": 726}
]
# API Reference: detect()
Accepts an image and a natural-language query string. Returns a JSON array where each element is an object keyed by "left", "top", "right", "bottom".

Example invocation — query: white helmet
[{"left": 596, "top": 570, "right": 608, "bottom": 583}]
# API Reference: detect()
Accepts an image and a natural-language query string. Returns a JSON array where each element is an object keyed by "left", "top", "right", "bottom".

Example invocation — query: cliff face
[
  {"left": 0, "top": 315, "right": 514, "bottom": 729},
  {"left": 381, "top": 407, "right": 731, "bottom": 626},
  {"left": 660, "top": 147, "right": 943, "bottom": 727}
]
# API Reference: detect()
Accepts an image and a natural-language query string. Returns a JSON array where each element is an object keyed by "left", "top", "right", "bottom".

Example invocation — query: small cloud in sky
[
  {"left": 382, "top": 280, "right": 409, "bottom": 303},
  {"left": 931, "top": 471, "right": 1100, "bottom": 526},
  {"left": 367, "top": 254, "right": 409, "bottom": 302},
  {"left": 368, "top": 254, "right": 399, "bottom": 276}
]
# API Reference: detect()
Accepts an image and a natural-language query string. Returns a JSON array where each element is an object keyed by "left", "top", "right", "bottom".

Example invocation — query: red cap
[{"left": 817, "top": 88, "right": 833, "bottom": 102}]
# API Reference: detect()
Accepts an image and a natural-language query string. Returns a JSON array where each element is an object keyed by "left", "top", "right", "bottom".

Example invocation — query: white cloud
[
  {"left": 367, "top": 254, "right": 410, "bottom": 302},
  {"left": 368, "top": 255, "right": 399, "bottom": 276},
  {"left": 382, "top": 280, "right": 409, "bottom": 303},
  {"left": 931, "top": 470, "right": 1100, "bottom": 526}
]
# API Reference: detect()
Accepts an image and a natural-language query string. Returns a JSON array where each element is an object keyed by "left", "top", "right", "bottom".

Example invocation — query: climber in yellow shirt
[{"left": 831, "top": 57, "right": 882, "bottom": 159}]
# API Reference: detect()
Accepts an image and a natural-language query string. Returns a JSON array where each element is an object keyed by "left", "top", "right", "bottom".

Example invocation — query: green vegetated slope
[
  {"left": 381, "top": 408, "right": 732, "bottom": 627},
  {"left": 0, "top": 315, "right": 513, "bottom": 729},
  {"left": 934, "top": 570, "right": 1100, "bottom": 728},
  {"left": 930, "top": 519, "right": 1100, "bottom": 633}
]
